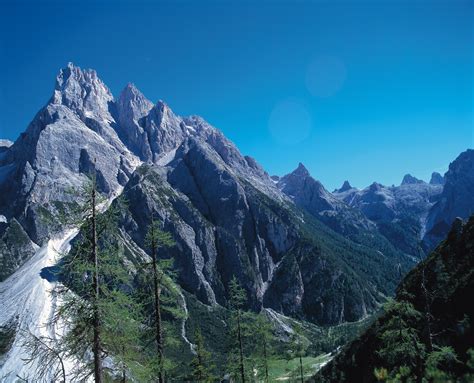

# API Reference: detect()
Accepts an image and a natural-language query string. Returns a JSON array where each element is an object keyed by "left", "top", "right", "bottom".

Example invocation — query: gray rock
[
  {"left": 334, "top": 177, "right": 443, "bottom": 257},
  {"left": 424, "top": 149, "right": 474, "bottom": 250},
  {"left": 278, "top": 163, "right": 374, "bottom": 235},
  {"left": 401, "top": 174, "right": 424, "bottom": 185},
  {"left": 429, "top": 171, "right": 445, "bottom": 185}
]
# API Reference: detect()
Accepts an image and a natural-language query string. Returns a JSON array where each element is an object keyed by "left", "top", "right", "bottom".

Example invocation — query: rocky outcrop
[
  {"left": 333, "top": 177, "right": 443, "bottom": 257},
  {"left": 423, "top": 149, "right": 474, "bottom": 250},
  {"left": 0, "top": 63, "right": 140, "bottom": 258},
  {"left": 0, "top": 219, "right": 38, "bottom": 282},
  {"left": 278, "top": 163, "right": 375, "bottom": 236},
  {"left": 429, "top": 171, "right": 445, "bottom": 185},
  {"left": 401, "top": 173, "right": 424, "bottom": 185}
]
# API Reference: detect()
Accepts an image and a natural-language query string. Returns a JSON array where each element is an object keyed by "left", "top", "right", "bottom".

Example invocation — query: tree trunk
[
  {"left": 237, "top": 309, "right": 245, "bottom": 383},
  {"left": 151, "top": 225, "right": 164, "bottom": 383},
  {"left": 299, "top": 354, "right": 304, "bottom": 383},
  {"left": 91, "top": 175, "right": 103, "bottom": 383},
  {"left": 263, "top": 340, "right": 269, "bottom": 383}
]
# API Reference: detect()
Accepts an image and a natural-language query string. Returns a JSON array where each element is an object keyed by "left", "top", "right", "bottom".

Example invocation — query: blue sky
[{"left": 0, "top": 0, "right": 472, "bottom": 190}]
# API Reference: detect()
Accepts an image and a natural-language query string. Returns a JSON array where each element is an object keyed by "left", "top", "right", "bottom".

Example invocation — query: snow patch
[{"left": 0, "top": 229, "right": 79, "bottom": 382}]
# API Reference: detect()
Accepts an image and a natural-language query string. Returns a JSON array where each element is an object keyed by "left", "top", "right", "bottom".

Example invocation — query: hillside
[{"left": 314, "top": 215, "right": 474, "bottom": 382}]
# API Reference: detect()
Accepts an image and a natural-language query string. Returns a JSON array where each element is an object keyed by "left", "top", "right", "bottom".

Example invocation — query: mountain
[
  {"left": 333, "top": 177, "right": 443, "bottom": 257},
  {"left": 276, "top": 164, "right": 421, "bottom": 270},
  {"left": 315, "top": 215, "right": 474, "bottom": 382},
  {"left": 116, "top": 142, "right": 411, "bottom": 324},
  {"left": 429, "top": 171, "right": 445, "bottom": 185},
  {"left": 0, "top": 63, "right": 472, "bottom": 381},
  {"left": 334, "top": 180, "right": 353, "bottom": 193},
  {"left": 277, "top": 163, "right": 375, "bottom": 235},
  {"left": 401, "top": 173, "right": 424, "bottom": 185},
  {"left": 0, "top": 63, "right": 409, "bottom": 330},
  {"left": 423, "top": 149, "right": 474, "bottom": 251}
]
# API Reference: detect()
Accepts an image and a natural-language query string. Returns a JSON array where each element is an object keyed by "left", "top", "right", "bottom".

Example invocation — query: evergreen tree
[
  {"left": 375, "top": 300, "right": 425, "bottom": 382},
  {"left": 139, "top": 217, "right": 175, "bottom": 382},
  {"left": 190, "top": 328, "right": 216, "bottom": 382},
  {"left": 47, "top": 172, "right": 143, "bottom": 382},
  {"left": 227, "top": 276, "right": 247, "bottom": 383},
  {"left": 253, "top": 313, "right": 273, "bottom": 383}
]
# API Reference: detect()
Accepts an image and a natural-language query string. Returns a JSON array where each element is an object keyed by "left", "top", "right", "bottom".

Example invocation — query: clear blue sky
[{"left": 0, "top": 0, "right": 472, "bottom": 190}]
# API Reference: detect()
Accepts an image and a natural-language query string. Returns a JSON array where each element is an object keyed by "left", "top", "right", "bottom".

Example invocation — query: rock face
[
  {"left": 423, "top": 149, "right": 474, "bottom": 250},
  {"left": 0, "top": 63, "right": 139, "bottom": 245},
  {"left": 333, "top": 177, "right": 443, "bottom": 257},
  {"left": 335, "top": 180, "right": 353, "bottom": 193},
  {"left": 429, "top": 171, "right": 445, "bottom": 185},
  {"left": 401, "top": 173, "right": 424, "bottom": 185},
  {"left": 278, "top": 164, "right": 375, "bottom": 236},
  {"left": 117, "top": 140, "right": 409, "bottom": 325},
  {"left": 0, "top": 219, "right": 38, "bottom": 282}
]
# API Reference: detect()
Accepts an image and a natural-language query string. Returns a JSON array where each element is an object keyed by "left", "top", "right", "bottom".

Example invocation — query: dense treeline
[{"left": 314, "top": 216, "right": 474, "bottom": 383}]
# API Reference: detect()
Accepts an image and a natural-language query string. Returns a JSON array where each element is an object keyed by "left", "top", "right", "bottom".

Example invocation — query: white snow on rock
[{"left": 0, "top": 229, "right": 79, "bottom": 382}]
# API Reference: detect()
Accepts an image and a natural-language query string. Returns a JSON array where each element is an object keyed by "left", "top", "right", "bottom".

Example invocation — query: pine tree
[
  {"left": 227, "top": 276, "right": 247, "bottom": 383},
  {"left": 253, "top": 313, "right": 273, "bottom": 383},
  {"left": 375, "top": 300, "right": 425, "bottom": 382},
  {"left": 190, "top": 328, "right": 216, "bottom": 382},
  {"left": 45, "top": 171, "right": 143, "bottom": 382},
  {"left": 141, "top": 217, "right": 175, "bottom": 382}
]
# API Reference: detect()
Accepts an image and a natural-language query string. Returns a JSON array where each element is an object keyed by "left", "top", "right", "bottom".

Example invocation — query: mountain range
[{"left": 0, "top": 63, "right": 472, "bottom": 379}]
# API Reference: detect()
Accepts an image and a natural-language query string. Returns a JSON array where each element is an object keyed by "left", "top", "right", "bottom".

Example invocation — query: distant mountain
[
  {"left": 333, "top": 177, "right": 443, "bottom": 257},
  {"left": 429, "top": 171, "right": 445, "bottom": 185},
  {"left": 277, "top": 164, "right": 419, "bottom": 268},
  {"left": 401, "top": 173, "right": 424, "bottom": 185},
  {"left": 315, "top": 215, "right": 474, "bottom": 382},
  {"left": 423, "top": 149, "right": 474, "bottom": 251},
  {"left": 277, "top": 163, "right": 375, "bottom": 235},
  {"left": 334, "top": 180, "right": 354, "bottom": 193}
]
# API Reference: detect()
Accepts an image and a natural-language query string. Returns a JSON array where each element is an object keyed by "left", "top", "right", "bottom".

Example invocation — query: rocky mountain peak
[
  {"left": 369, "top": 182, "right": 383, "bottom": 191},
  {"left": 337, "top": 180, "right": 353, "bottom": 193},
  {"left": 291, "top": 162, "right": 310, "bottom": 178},
  {"left": 429, "top": 171, "right": 445, "bottom": 185},
  {"left": 51, "top": 62, "right": 113, "bottom": 117},
  {"left": 117, "top": 83, "right": 153, "bottom": 121},
  {"left": 401, "top": 173, "right": 424, "bottom": 185},
  {"left": 424, "top": 149, "right": 474, "bottom": 250}
]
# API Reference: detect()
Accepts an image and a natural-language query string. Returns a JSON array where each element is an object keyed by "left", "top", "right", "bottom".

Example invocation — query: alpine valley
[{"left": 0, "top": 64, "right": 473, "bottom": 382}]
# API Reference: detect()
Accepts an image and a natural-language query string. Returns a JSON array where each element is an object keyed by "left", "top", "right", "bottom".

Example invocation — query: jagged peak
[
  {"left": 118, "top": 83, "right": 153, "bottom": 110},
  {"left": 369, "top": 182, "right": 383, "bottom": 191},
  {"left": 429, "top": 171, "right": 445, "bottom": 185},
  {"left": 55, "top": 62, "right": 100, "bottom": 89},
  {"left": 401, "top": 173, "right": 424, "bottom": 185},
  {"left": 51, "top": 62, "right": 113, "bottom": 111},
  {"left": 291, "top": 162, "right": 310, "bottom": 177},
  {"left": 337, "top": 180, "right": 353, "bottom": 193}
]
